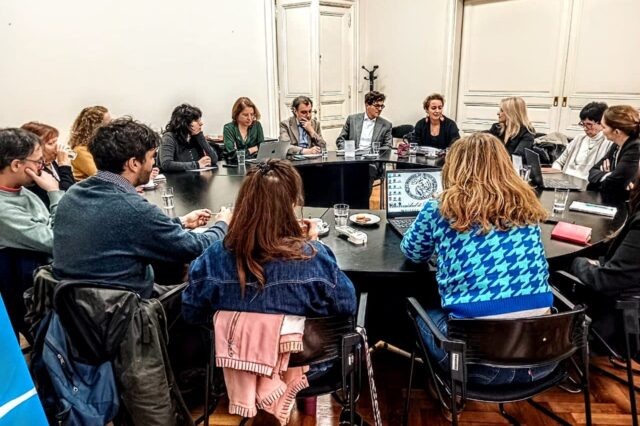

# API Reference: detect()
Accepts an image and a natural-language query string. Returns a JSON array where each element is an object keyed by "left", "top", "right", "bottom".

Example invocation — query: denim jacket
[{"left": 182, "top": 240, "right": 356, "bottom": 325}]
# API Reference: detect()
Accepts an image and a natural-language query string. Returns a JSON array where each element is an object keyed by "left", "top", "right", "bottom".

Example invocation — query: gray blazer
[
  {"left": 279, "top": 116, "right": 326, "bottom": 154},
  {"left": 336, "top": 113, "right": 392, "bottom": 149}
]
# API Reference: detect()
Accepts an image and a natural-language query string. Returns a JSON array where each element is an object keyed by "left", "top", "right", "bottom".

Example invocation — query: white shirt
[{"left": 359, "top": 114, "right": 376, "bottom": 149}]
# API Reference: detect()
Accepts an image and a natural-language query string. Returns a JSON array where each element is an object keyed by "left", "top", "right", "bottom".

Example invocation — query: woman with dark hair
[
  {"left": 159, "top": 104, "right": 218, "bottom": 172},
  {"left": 401, "top": 132, "right": 555, "bottom": 386},
  {"left": 414, "top": 93, "right": 460, "bottom": 149},
  {"left": 182, "top": 159, "right": 355, "bottom": 324},
  {"left": 588, "top": 105, "right": 640, "bottom": 199},
  {"left": 69, "top": 106, "right": 110, "bottom": 180},
  {"left": 569, "top": 169, "right": 640, "bottom": 352},
  {"left": 223, "top": 97, "right": 265, "bottom": 162},
  {"left": 21, "top": 121, "right": 75, "bottom": 209}
]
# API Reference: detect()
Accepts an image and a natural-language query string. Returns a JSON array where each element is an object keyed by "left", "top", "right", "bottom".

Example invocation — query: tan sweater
[{"left": 71, "top": 145, "right": 97, "bottom": 181}]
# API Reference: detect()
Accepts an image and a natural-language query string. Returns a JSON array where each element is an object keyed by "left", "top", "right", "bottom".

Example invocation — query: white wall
[
  {"left": 360, "top": 0, "right": 451, "bottom": 127},
  {"left": 0, "top": 0, "right": 278, "bottom": 143}
]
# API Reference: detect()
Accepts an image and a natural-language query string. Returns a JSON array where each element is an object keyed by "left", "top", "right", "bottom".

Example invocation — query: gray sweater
[
  {"left": 159, "top": 131, "right": 218, "bottom": 172},
  {"left": 52, "top": 174, "right": 227, "bottom": 297},
  {"left": 553, "top": 132, "right": 612, "bottom": 180},
  {"left": 0, "top": 187, "right": 64, "bottom": 254}
]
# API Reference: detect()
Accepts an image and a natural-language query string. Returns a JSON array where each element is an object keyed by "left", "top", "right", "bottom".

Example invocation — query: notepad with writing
[{"left": 550, "top": 221, "right": 592, "bottom": 245}]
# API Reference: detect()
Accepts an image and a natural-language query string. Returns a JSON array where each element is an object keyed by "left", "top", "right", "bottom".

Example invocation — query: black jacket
[
  {"left": 28, "top": 162, "right": 75, "bottom": 210},
  {"left": 588, "top": 137, "right": 640, "bottom": 198},
  {"left": 488, "top": 123, "right": 535, "bottom": 158},
  {"left": 159, "top": 131, "right": 218, "bottom": 172},
  {"left": 571, "top": 210, "right": 640, "bottom": 297},
  {"left": 413, "top": 116, "right": 460, "bottom": 149}
]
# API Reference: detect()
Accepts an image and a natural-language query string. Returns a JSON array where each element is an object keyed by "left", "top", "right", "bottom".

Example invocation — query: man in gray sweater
[
  {"left": 53, "top": 118, "right": 231, "bottom": 298},
  {"left": 0, "top": 128, "right": 63, "bottom": 254}
]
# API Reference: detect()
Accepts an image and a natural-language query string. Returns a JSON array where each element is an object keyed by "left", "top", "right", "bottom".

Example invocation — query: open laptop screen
[{"left": 386, "top": 169, "right": 443, "bottom": 217}]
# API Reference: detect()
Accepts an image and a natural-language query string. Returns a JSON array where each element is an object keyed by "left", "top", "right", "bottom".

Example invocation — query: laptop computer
[
  {"left": 524, "top": 148, "right": 582, "bottom": 191},
  {"left": 245, "top": 140, "right": 290, "bottom": 163},
  {"left": 385, "top": 168, "right": 443, "bottom": 236}
]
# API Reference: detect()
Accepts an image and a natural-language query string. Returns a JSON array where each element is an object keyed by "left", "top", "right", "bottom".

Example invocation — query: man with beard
[{"left": 53, "top": 117, "right": 231, "bottom": 298}]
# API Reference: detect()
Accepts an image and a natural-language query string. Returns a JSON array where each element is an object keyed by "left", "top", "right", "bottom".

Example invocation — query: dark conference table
[{"left": 145, "top": 152, "right": 625, "bottom": 345}]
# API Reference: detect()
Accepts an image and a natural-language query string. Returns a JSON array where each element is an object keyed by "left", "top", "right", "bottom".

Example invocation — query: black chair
[
  {"left": 392, "top": 125, "right": 415, "bottom": 140},
  {"left": 403, "top": 290, "right": 591, "bottom": 426},
  {"left": 555, "top": 270, "right": 640, "bottom": 426},
  {"left": 201, "top": 292, "right": 370, "bottom": 426}
]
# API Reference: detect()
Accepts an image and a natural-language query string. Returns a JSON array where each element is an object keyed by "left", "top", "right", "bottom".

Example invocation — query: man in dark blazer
[
  {"left": 336, "top": 91, "right": 392, "bottom": 192},
  {"left": 279, "top": 96, "right": 326, "bottom": 155}
]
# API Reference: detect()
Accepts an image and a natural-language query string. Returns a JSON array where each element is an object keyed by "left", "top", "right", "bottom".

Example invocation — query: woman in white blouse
[{"left": 551, "top": 102, "right": 612, "bottom": 179}]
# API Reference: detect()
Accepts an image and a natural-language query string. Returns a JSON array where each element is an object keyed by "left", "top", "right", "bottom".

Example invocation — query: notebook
[
  {"left": 385, "top": 168, "right": 443, "bottom": 236},
  {"left": 550, "top": 222, "right": 592, "bottom": 245},
  {"left": 524, "top": 149, "right": 582, "bottom": 191}
]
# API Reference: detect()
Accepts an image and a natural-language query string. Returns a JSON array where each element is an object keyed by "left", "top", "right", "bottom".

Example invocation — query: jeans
[{"left": 417, "top": 308, "right": 557, "bottom": 385}]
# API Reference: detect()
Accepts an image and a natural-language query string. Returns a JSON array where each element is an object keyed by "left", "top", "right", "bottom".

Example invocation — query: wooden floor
[{"left": 194, "top": 352, "right": 640, "bottom": 426}]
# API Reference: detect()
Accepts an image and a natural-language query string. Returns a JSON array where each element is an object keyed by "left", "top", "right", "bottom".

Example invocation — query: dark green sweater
[{"left": 223, "top": 121, "right": 264, "bottom": 160}]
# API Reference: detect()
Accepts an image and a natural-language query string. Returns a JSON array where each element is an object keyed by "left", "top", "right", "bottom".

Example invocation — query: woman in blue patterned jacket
[{"left": 401, "top": 132, "right": 555, "bottom": 385}]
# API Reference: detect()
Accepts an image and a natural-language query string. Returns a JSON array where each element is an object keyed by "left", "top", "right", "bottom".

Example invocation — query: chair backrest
[
  {"left": 289, "top": 316, "right": 356, "bottom": 367},
  {"left": 447, "top": 308, "right": 587, "bottom": 368},
  {"left": 53, "top": 281, "right": 140, "bottom": 365}
]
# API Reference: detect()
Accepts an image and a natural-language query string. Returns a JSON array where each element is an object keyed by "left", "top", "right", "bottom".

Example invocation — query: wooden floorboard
[{"left": 193, "top": 353, "right": 640, "bottom": 425}]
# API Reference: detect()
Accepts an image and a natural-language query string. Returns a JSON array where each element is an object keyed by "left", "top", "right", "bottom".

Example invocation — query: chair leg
[
  {"left": 625, "top": 332, "right": 639, "bottom": 426},
  {"left": 449, "top": 381, "right": 459, "bottom": 426},
  {"left": 239, "top": 418, "right": 250, "bottom": 426},
  {"left": 402, "top": 349, "right": 416, "bottom": 426},
  {"left": 498, "top": 403, "right": 520, "bottom": 426},
  {"left": 527, "top": 400, "right": 573, "bottom": 426}
]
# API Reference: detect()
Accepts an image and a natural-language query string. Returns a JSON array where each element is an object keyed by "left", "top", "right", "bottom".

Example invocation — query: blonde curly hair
[
  {"left": 440, "top": 132, "right": 547, "bottom": 233},
  {"left": 69, "top": 106, "right": 109, "bottom": 148}
]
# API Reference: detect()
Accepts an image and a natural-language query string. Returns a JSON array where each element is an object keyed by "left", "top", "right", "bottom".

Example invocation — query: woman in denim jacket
[{"left": 182, "top": 159, "right": 356, "bottom": 325}]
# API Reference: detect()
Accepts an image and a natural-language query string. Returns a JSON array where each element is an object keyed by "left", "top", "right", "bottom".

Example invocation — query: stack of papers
[{"left": 569, "top": 201, "right": 617, "bottom": 218}]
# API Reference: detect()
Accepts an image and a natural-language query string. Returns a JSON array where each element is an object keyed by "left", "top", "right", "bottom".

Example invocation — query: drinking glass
[
  {"left": 321, "top": 146, "right": 328, "bottom": 159},
  {"left": 333, "top": 203, "right": 349, "bottom": 227},
  {"left": 161, "top": 187, "right": 175, "bottom": 209},
  {"left": 65, "top": 147, "right": 78, "bottom": 161},
  {"left": 409, "top": 143, "right": 418, "bottom": 157},
  {"left": 519, "top": 165, "right": 532, "bottom": 182},
  {"left": 236, "top": 150, "right": 246, "bottom": 166},
  {"left": 344, "top": 140, "right": 356, "bottom": 159},
  {"left": 553, "top": 188, "right": 570, "bottom": 214},
  {"left": 371, "top": 142, "right": 381, "bottom": 156}
]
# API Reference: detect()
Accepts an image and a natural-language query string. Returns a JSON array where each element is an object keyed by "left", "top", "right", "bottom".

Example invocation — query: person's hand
[
  {"left": 302, "top": 147, "right": 321, "bottom": 155},
  {"left": 25, "top": 168, "right": 59, "bottom": 192},
  {"left": 587, "top": 258, "right": 600, "bottom": 266},
  {"left": 150, "top": 167, "right": 160, "bottom": 180},
  {"left": 56, "top": 144, "right": 71, "bottom": 166},
  {"left": 627, "top": 181, "right": 636, "bottom": 191},
  {"left": 189, "top": 121, "right": 203, "bottom": 136},
  {"left": 600, "top": 159, "right": 611, "bottom": 173},
  {"left": 541, "top": 167, "right": 561, "bottom": 174},
  {"left": 214, "top": 206, "right": 233, "bottom": 225},
  {"left": 135, "top": 185, "right": 145, "bottom": 193},
  {"left": 248, "top": 146, "right": 259, "bottom": 155},
  {"left": 181, "top": 209, "right": 212, "bottom": 229},
  {"left": 300, "top": 219, "right": 319, "bottom": 240},
  {"left": 198, "top": 156, "right": 212, "bottom": 168}
]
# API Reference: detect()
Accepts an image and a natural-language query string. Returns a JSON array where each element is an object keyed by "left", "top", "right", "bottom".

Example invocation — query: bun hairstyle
[{"left": 603, "top": 105, "right": 640, "bottom": 138}]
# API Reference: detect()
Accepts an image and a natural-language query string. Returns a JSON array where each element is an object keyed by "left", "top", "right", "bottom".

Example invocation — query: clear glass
[
  {"left": 519, "top": 165, "right": 531, "bottom": 182},
  {"left": 321, "top": 146, "right": 328, "bottom": 159},
  {"left": 333, "top": 203, "right": 349, "bottom": 227},
  {"left": 236, "top": 150, "right": 245, "bottom": 166},
  {"left": 161, "top": 187, "right": 174, "bottom": 209},
  {"left": 65, "top": 147, "right": 78, "bottom": 161},
  {"left": 344, "top": 140, "right": 356, "bottom": 159},
  {"left": 409, "top": 143, "right": 418, "bottom": 157},
  {"left": 553, "top": 188, "right": 570, "bottom": 214},
  {"left": 371, "top": 141, "right": 381, "bottom": 156}
]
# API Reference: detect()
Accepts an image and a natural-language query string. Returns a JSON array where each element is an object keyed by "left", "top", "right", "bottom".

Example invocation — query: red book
[{"left": 550, "top": 221, "right": 592, "bottom": 245}]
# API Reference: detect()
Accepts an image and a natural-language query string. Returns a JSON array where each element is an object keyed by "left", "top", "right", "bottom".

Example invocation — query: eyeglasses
[
  {"left": 371, "top": 104, "right": 385, "bottom": 110},
  {"left": 22, "top": 158, "right": 45, "bottom": 169},
  {"left": 578, "top": 121, "right": 598, "bottom": 129}
]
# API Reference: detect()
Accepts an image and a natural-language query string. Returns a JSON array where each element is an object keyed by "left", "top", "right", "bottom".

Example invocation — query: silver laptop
[
  {"left": 385, "top": 168, "right": 443, "bottom": 236},
  {"left": 524, "top": 148, "right": 582, "bottom": 191},
  {"left": 246, "top": 141, "right": 290, "bottom": 163}
]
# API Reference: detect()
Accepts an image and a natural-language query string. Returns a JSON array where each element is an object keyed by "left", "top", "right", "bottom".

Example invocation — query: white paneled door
[
  {"left": 456, "top": 0, "right": 640, "bottom": 137},
  {"left": 276, "top": 0, "right": 356, "bottom": 149}
]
